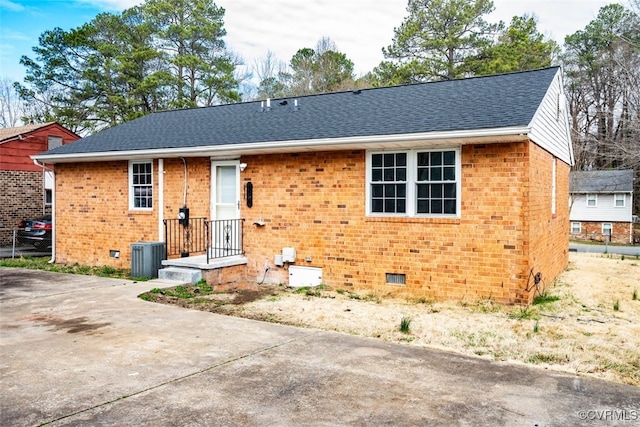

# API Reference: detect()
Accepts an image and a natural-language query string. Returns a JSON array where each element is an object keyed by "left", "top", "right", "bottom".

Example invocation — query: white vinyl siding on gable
[
  {"left": 570, "top": 193, "right": 633, "bottom": 222},
  {"left": 527, "top": 69, "right": 573, "bottom": 165}
]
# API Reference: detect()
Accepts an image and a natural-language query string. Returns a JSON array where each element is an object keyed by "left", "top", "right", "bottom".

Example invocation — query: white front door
[{"left": 210, "top": 161, "right": 241, "bottom": 256}]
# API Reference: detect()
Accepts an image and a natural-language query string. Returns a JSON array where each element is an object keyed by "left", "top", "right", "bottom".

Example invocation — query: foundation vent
[{"left": 386, "top": 273, "right": 406, "bottom": 285}]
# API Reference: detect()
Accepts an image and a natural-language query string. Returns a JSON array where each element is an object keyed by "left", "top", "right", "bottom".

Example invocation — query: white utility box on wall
[
  {"left": 289, "top": 266, "right": 322, "bottom": 288},
  {"left": 282, "top": 247, "right": 296, "bottom": 263}
]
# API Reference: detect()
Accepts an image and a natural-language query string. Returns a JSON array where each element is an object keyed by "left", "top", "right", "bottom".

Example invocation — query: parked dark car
[{"left": 17, "top": 215, "right": 52, "bottom": 249}]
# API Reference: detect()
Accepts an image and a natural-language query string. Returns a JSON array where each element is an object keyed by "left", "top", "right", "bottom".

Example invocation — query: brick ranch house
[
  {"left": 569, "top": 169, "right": 635, "bottom": 244},
  {"left": 33, "top": 67, "right": 573, "bottom": 305},
  {"left": 0, "top": 122, "right": 79, "bottom": 245}
]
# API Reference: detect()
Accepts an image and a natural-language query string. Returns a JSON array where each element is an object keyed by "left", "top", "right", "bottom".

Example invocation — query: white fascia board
[{"left": 31, "top": 126, "right": 531, "bottom": 164}]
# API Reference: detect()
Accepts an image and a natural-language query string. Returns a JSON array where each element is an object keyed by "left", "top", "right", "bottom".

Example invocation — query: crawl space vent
[{"left": 386, "top": 273, "right": 406, "bottom": 285}]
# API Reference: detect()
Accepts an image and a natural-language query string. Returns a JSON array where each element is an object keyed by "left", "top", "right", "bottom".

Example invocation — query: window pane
[
  {"left": 396, "top": 168, "right": 406, "bottom": 181},
  {"left": 385, "top": 199, "right": 395, "bottom": 212},
  {"left": 417, "top": 200, "right": 429, "bottom": 213},
  {"left": 417, "top": 184, "right": 429, "bottom": 198},
  {"left": 430, "top": 167, "right": 442, "bottom": 181},
  {"left": 384, "top": 154, "right": 395, "bottom": 167},
  {"left": 431, "top": 184, "right": 442, "bottom": 198},
  {"left": 418, "top": 168, "right": 429, "bottom": 181},
  {"left": 443, "top": 151, "right": 455, "bottom": 165},
  {"left": 444, "top": 200, "right": 456, "bottom": 214},
  {"left": 372, "top": 199, "right": 383, "bottom": 212},
  {"left": 444, "top": 183, "right": 456, "bottom": 198},
  {"left": 383, "top": 168, "right": 394, "bottom": 181},
  {"left": 431, "top": 200, "right": 442, "bottom": 213},
  {"left": 372, "top": 169, "right": 382, "bottom": 181},
  {"left": 444, "top": 167, "right": 455, "bottom": 180},
  {"left": 372, "top": 154, "right": 382, "bottom": 167},
  {"left": 431, "top": 152, "right": 442, "bottom": 166},
  {"left": 372, "top": 184, "right": 383, "bottom": 197},
  {"left": 396, "top": 199, "right": 406, "bottom": 213},
  {"left": 385, "top": 185, "right": 395, "bottom": 197},
  {"left": 417, "top": 152, "right": 429, "bottom": 166},
  {"left": 396, "top": 184, "right": 406, "bottom": 198},
  {"left": 396, "top": 153, "right": 406, "bottom": 166}
]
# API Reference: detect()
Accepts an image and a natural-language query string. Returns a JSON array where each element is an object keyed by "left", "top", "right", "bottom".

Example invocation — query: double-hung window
[
  {"left": 129, "top": 160, "right": 153, "bottom": 209},
  {"left": 586, "top": 193, "right": 597, "bottom": 207},
  {"left": 368, "top": 148, "right": 460, "bottom": 217},
  {"left": 571, "top": 222, "right": 581, "bottom": 234},
  {"left": 614, "top": 194, "right": 625, "bottom": 207}
]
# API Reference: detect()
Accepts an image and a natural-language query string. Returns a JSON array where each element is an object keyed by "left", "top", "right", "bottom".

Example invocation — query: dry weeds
[{"left": 145, "top": 252, "right": 640, "bottom": 385}]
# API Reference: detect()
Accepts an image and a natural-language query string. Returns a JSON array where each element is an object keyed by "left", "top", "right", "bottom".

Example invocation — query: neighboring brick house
[
  {"left": 0, "top": 123, "right": 79, "bottom": 245},
  {"left": 569, "top": 169, "right": 635, "bottom": 244},
  {"left": 33, "top": 67, "right": 573, "bottom": 305}
]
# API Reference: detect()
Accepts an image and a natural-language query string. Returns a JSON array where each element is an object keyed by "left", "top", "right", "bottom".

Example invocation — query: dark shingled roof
[
  {"left": 43, "top": 67, "right": 560, "bottom": 156},
  {"left": 570, "top": 170, "right": 635, "bottom": 193}
]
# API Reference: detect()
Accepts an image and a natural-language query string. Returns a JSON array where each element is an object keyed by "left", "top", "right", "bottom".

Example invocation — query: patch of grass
[
  {"left": 508, "top": 306, "right": 538, "bottom": 320},
  {"left": 633, "top": 289, "right": 638, "bottom": 301},
  {"left": 399, "top": 316, "right": 412, "bottom": 334},
  {"left": 613, "top": 300, "right": 620, "bottom": 311},
  {"left": 533, "top": 291, "right": 560, "bottom": 305},
  {"left": 294, "top": 284, "right": 327, "bottom": 297},
  {"left": 533, "top": 320, "right": 539, "bottom": 333},
  {"left": 527, "top": 352, "right": 567, "bottom": 364},
  {"left": 470, "top": 298, "right": 501, "bottom": 313},
  {"left": 0, "top": 257, "right": 134, "bottom": 279}
]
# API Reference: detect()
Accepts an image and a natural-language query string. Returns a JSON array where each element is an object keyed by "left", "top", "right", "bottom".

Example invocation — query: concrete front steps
[{"left": 158, "top": 254, "right": 247, "bottom": 285}]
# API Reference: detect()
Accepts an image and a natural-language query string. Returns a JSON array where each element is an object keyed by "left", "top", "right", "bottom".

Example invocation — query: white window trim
[
  {"left": 570, "top": 222, "right": 581, "bottom": 234},
  {"left": 614, "top": 193, "right": 625, "bottom": 208},
  {"left": 129, "top": 160, "right": 153, "bottom": 211},
  {"left": 602, "top": 222, "right": 612, "bottom": 235},
  {"left": 366, "top": 147, "right": 461, "bottom": 218},
  {"left": 586, "top": 193, "right": 597, "bottom": 207}
]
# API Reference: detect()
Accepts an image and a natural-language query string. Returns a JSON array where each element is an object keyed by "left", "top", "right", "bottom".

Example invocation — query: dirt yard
[{"left": 141, "top": 252, "right": 640, "bottom": 386}]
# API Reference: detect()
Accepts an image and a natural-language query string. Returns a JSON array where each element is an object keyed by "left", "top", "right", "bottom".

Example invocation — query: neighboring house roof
[
  {"left": 33, "top": 67, "right": 573, "bottom": 164},
  {"left": 570, "top": 170, "right": 634, "bottom": 193},
  {"left": 0, "top": 122, "right": 57, "bottom": 144}
]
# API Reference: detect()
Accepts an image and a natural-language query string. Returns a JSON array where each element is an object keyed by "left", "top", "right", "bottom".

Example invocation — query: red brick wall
[
  {"left": 571, "top": 221, "right": 632, "bottom": 244},
  {"left": 54, "top": 161, "right": 159, "bottom": 267},
  {"left": 241, "top": 141, "right": 569, "bottom": 304},
  {"left": 52, "top": 140, "right": 570, "bottom": 304},
  {"left": 0, "top": 170, "right": 46, "bottom": 245},
  {"left": 525, "top": 144, "right": 570, "bottom": 303}
]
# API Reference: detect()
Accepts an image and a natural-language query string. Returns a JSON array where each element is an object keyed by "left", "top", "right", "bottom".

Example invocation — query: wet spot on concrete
[{"left": 26, "top": 315, "right": 111, "bottom": 334}]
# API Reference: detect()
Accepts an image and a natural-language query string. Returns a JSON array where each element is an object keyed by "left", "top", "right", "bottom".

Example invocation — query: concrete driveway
[{"left": 1, "top": 268, "right": 639, "bottom": 427}]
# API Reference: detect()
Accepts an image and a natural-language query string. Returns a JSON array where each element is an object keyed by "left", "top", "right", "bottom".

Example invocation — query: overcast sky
[{"left": 0, "top": 0, "right": 616, "bottom": 82}]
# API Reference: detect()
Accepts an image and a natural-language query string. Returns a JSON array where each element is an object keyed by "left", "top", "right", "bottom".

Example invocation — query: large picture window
[
  {"left": 368, "top": 148, "right": 460, "bottom": 217},
  {"left": 129, "top": 160, "right": 153, "bottom": 209}
]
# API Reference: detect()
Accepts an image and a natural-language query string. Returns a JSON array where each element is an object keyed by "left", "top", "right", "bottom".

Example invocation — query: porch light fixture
[{"left": 239, "top": 163, "right": 247, "bottom": 171}]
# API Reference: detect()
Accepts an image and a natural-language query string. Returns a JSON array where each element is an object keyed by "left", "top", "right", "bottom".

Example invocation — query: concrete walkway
[{"left": 1, "top": 268, "right": 638, "bottom": 426}]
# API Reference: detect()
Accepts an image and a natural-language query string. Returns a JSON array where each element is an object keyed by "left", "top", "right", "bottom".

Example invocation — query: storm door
[{"left": 210, "top": 161, "right": 241, "bottom": 257}]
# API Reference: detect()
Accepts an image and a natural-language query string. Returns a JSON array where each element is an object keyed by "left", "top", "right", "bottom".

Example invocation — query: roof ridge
[{"left": 148, "top": 66, "right": 561, "bottom": 116}]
